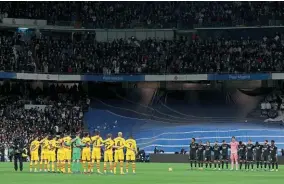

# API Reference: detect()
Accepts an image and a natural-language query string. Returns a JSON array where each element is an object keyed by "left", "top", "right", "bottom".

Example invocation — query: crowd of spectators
[
  {"left": 0, "top": 82, "right": 89, "bottom": 161},
  {"left": 1, "top": 29, "right": 284, "bottom": 74},
  {"left": 1, "top": 2, "right": 284, "bottom": 28}
]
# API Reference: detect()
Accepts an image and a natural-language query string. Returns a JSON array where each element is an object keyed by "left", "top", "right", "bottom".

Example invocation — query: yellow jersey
[
  {"left": 91, "top": 135, "right": 104, "bottom": 149},
  {"left": 48, "top": 139, "right": 57, "bottom": 152},
  {"left": 114, "top": 137, "right": 125, "bottom": 151},
  {"left": 81, "top": 137, "right": 92, "bottom": 149},
  {"left": 104, "top": 138, "right": 114, "bottom": 152},
  {"left": 125, "top": 138, "right": 137, "bottom": 153},
  {"left": 41, "top": 138, "right": 50, "bottom": 152},
  {"left": 63, "top": 136, "right": 72, "bottom": 150},
  {"left": 30, "top": 140, "right": 40, "bottom": 152}
]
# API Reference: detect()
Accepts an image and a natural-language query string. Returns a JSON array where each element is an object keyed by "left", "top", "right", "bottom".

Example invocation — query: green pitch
[{"left": 0, "top": 163, "right": 283, "bottom": 184}]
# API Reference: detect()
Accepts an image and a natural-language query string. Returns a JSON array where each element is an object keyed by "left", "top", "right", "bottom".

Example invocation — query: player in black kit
[
  {"left": 189, "top": 138, "right": 198, "bottom": 169},
  {"left": 213, "top": 141, "right": 221, "bottom": 170},
  {"left": 262, "top": 140, "right": 270, "bottom": 171},
  {"left": 204, "top": 141, "right": 212, "bottom": 169},
  {"left": 220, "top": 140, "right": 230, "bottom": 170},
  {"left": 246, "top": 140, "right": 255, "bottom": 171},
  {"left": 197, "top": 141, "right": 205, "bottom": 169},
  {"left": 269, "top": 140, "right": 278, "bottom": 172},
  {"left": 255, "top": 142, "right": 263, "bottom": 170},
  {"left": 238, "top": 141, "right": 246, "bottom": 170}
]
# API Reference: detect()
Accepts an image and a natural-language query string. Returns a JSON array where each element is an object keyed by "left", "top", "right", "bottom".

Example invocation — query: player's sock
[
  {"left": 57, "top": 162, "right": 60, "bottom": 172},
  {"left": 235, "top": 162, "right": 238, "bottom": 170},
  {"left": 251, "top": 162, "right": 254, "bottom": 170},
  {"left": 103, "top": 162, "right": 107, "bottom": 173},
  {"left": 198, "top": 162, "right": 200, "bottom": 168},
  {"left": 231, "top": 161, "right": 234, "bottom": 170},
  {"left": 226, "top": 161, "right": 229, "bottom": 169},
  {"left": 218, "top": 162, "right": 221, "bottom": 169},
  {"left": 268, "top": 163, "right": 271, "bottom": 170},
  {"left": 245, "top": 162, "right": 247, "bottom": 170},
  {"left": 67, "top": 161, "right": 71, "bottom": 173},
  {"left": 240, "top": 162, "right": 242, "bottom": 170},
  {"left": 260, "top": 162, "right": 263, "bottom": 169},
  {"left": 73, "top": 161, "right": 76, "bottom": 172},
  {"left": 96, "top": 160, "right": 100, "bottom": 172},
  {"left": 132, "top": 162, "right": 136, "bottom": 173},
  {"left": 51, "top": 162, "right": 55, "bottom": 172},
  {"left": 82, "top": 161, "right": 86, "bottom": 173},
  {"left": 190, "top": 161, "right": 193, "bottom": 168},
  {"left": 40, "top": 161, "right": 43, "bottom": 171},
  {"left": 120, "top": 161, "right": 124, "bottom": 174},
  {"left": 126, "top": 162, "right": 129, "bottom": 173},
  {"left": 221, "top": 161, "right": 224, "bottom": 169},
  {"left": 77, "top": 160, "right": 80, "bottom": 172},
  {"left": 88, "top": 162, "right": 92, "bottom": 173},
  {"left": 209, "top": 163, "right": 212, "bottom": 168},
  {"left": 205, "top": 163, "right": 208, "bottom": 168},
  {"left": 113, "top": 162, "right": 117, "bottom": 174},
  {"left": 30, "top": 162, "right": 33, "bottom": 172},
  {"left": 247, "top": 162, "right": 250, "bottom": 170},
  {"left": 194, "top": 161, "right": 197, "bottom": 168},
  {"left": 214, "top": 163, "right": 216, "bottom": 168},
  {"left": 264, "top": 162, "right": 267, "bottom": 169},
  {"left": 44, "top": 160, "right": 48, "bottom": 171},
  {"left": 91, "top": 160, "right": 95, "bottom": 173},
  {"left": 275, "top": 163, "right": 278, "bottom": 170},
  {"left": 110, "top": 163, "right": 113, "bottom": 173},
  {"left": 272, "top": 163, "right": 274, "bottom": 169},
  {"left": 34, "top": 161, "right": 38, "bottom": 172},
  {"left": 256, "top": 161, "right": 259, "bottom": 169}
]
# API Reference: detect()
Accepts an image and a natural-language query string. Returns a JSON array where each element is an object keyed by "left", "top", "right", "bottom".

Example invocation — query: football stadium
[{"left": 1, "top": 1, "right": 284, "bottom": 184}]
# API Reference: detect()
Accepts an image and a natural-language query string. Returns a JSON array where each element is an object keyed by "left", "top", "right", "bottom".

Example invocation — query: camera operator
[{"left": 12, "top": 136, "right": 25, "bottom": 171}]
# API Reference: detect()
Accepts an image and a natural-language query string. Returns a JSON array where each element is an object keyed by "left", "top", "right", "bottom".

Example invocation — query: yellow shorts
[
  {"left": 104, "top": 151, "right": 113, "bottom": 162},
  {"left": 82, "top": 148, "right": 91, "bottom": 161},
  {"left": 126, "top": 151, "right": 136, "bottom": 161},
  {"left": 31, "top": 151, "right": 39, "bottom": 161},
  {"left": 64, "top": 149, "right": 72, "bottom": 160},
  {"left": 41, "top": 151, "right": 49, "bottom": 161},
  {"left": 57, "top": 149, "right": 64, "bottom": 161},
  {"left": 92, "top": 149, "right": 101, "bottom": 160},
  {"left": 114, "top": 150, "right": 124, "bottom": 162},
  {"left": 48, "top": 151, "right": 56, "bottom": 162}
]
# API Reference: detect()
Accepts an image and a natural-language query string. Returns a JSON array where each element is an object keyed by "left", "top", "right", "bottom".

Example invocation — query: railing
[{"left": 51, "top": 19, "right": 284, "bottom": 29}]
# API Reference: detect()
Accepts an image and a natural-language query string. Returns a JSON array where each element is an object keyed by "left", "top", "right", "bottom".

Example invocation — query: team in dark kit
[{"left": 189, "top": 138, "right": 278, "bottom": 171}]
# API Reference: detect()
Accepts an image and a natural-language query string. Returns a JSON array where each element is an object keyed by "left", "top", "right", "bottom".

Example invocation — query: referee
[{"left": 12, "top": 136, "right": 25, "bottom": 171}]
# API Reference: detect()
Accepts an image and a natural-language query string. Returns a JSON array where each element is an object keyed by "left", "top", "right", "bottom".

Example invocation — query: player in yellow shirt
[
  {"left": 125, "top": 135, "right": 138, "bottom": 174},
  {"left": 63, "top": 133, "right": 72, "bottom": 173},
  {"left": 103, "top": 133, "right": 114, "bottom": 174},
  {"left": 113, "top": 132, "right": 126, "bottom": 174},
  {"left": 30, "top": 137, "right": 40, "bottom": 172},
  {"left": 56, "top": 135, "right": 65, "bottom": 173},
  {"left": 40, "top": 136, "right": 49, "bottom": 172},
  {"left": 91, "top": 130, "right": 104, "bottom": 174},
  {"left": 81, "top": 132, "right": 92, "bottom": 173},
  {"left": 48, "top": 135, "right": 57, "bottom": 172}
]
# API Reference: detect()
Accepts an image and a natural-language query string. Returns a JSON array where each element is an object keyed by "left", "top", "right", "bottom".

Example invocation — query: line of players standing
[{"left": 189, "top": 138, "right": 278, "bottom": 171}]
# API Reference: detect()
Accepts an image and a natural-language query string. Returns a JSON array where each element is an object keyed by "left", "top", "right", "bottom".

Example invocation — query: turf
[{"left": 0, "top": 162, "right": 283, "bottom": 184}]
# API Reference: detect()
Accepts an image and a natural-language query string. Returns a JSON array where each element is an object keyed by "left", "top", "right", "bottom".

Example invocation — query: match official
[{"left": 12, "top": 137, "right": 25, "bottom": 171}]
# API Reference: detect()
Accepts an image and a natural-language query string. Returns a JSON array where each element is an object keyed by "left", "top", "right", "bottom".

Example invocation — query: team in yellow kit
[{"left": 28, "top": 131, "right": 137, "bottom": 174}]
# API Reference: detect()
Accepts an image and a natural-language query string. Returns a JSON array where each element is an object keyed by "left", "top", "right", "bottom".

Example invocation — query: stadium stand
[
  {"left": 1, "top": 2, "right": 284, "bottom": 28},
  {"left": 0, "top": 28, "right": 283, "bottom": 74},
  {"left": 0, "top": 82, "right": 88, "bottom": 152}
]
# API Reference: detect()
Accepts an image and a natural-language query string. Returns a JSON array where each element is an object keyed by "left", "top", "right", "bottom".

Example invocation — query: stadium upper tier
[
  {"left": 1, "top": 2, "right": 283, "bottom": 28},
  {"left": 0, "top": 27, "right": 284, "bottom": 74}
]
